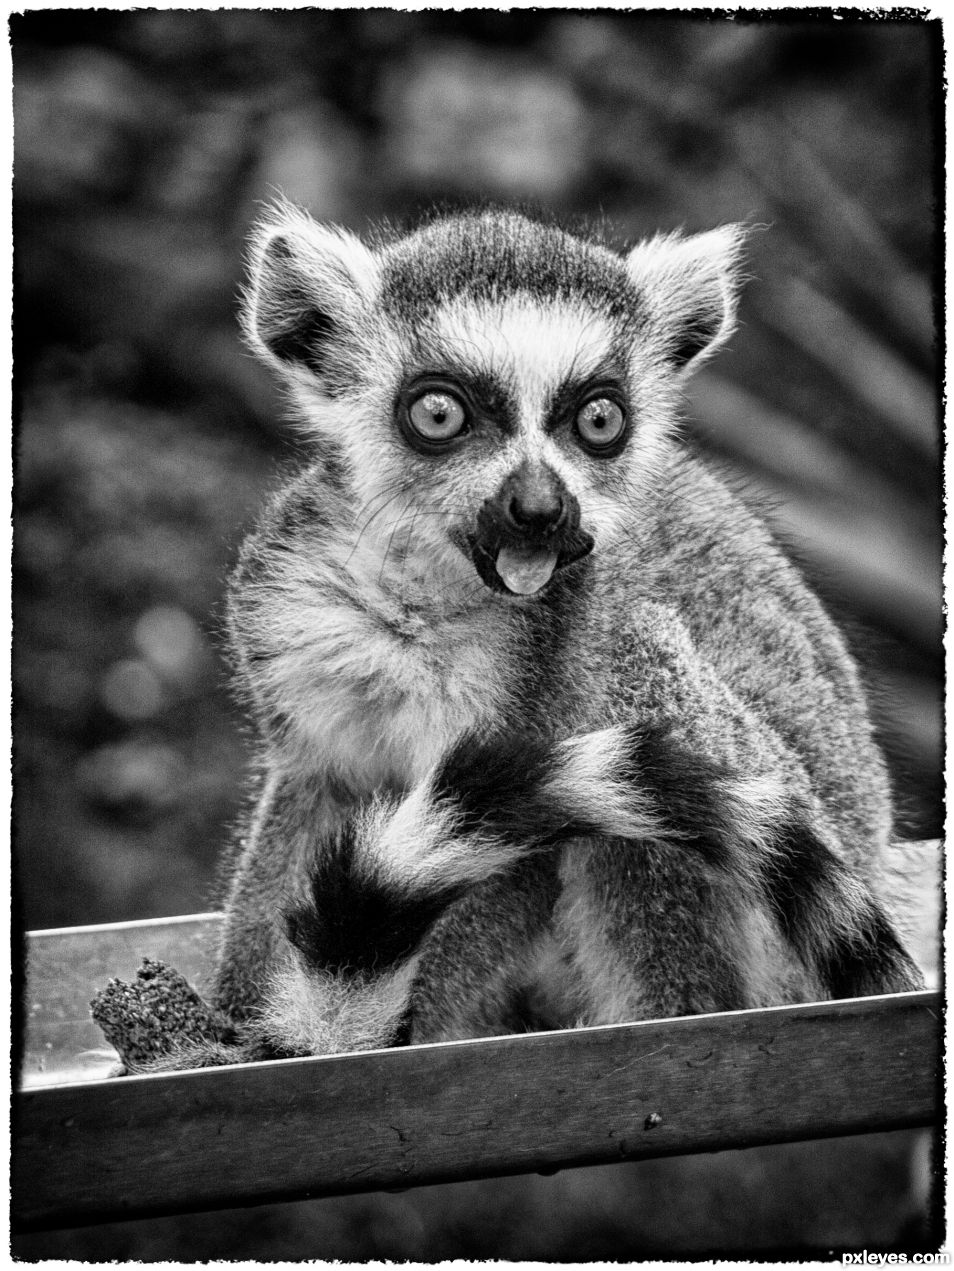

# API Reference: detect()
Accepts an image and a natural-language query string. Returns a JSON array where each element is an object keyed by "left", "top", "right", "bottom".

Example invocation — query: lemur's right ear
[{"left": 243, "top": 202, "right": 380, "bottom": 380}]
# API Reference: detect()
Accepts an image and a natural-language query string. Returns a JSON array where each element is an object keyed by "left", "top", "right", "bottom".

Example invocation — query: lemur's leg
[
  {"left": 407, "top": 852, "right": 566, "bottom": 1043},
  {"left": 212, "top": 770, "right": 329, "bottom": 1023},
  {"left": 557, "top": 832, "right": 786, "bottom": 1021}
]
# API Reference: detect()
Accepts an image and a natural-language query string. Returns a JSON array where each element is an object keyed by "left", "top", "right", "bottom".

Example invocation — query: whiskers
[
  {"left": 341, "top": 476, "right": 481, "bottom": 605},
  {"left": 340, "top": 467, "right": 653, "bottom": 617},
  {"left": 344, "top": 478, "right": 420, "bottom": 567}
]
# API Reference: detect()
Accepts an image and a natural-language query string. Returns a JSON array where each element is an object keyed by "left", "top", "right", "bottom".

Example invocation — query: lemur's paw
[{"left": 90, "top": 958, "right": 235, "bottom": 1072}]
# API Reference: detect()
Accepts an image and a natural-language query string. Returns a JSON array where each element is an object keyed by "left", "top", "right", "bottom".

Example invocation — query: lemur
[{"left": 94, "top": 202, "right": 922, "bottom": 1070}]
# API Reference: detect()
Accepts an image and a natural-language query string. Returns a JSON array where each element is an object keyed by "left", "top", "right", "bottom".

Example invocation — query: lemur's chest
[{"left": 292, "top": 596, "right": 516, "bottom": 790}]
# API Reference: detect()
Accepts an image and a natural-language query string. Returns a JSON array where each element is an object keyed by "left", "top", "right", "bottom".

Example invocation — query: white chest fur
[{"left": 265, "top": 575, "right": 515, "bottom": 793}]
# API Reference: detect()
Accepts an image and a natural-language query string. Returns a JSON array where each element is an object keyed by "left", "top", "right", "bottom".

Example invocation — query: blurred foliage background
[{"left": 11, "top": 9, "right": 941, "bottom": 1261}]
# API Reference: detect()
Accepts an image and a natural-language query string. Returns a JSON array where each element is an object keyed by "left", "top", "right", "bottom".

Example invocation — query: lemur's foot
[{"left": 91, "top": 957, "right": 238, "bottom": 1073}]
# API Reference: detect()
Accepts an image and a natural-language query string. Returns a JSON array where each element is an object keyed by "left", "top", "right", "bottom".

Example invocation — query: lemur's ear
[
  {"left": 243, "top": 202, "right": 380, "bottom": 379},
  {"left": 625, "top": 225, "right": 746, "bottom": 372}
]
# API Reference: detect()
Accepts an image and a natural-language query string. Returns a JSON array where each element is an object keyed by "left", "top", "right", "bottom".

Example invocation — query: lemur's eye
[
  {"left": 408, "top": 391, "right": 467, "bottom": 442},
  {"left": 576, "top": 397, "right": 626, "bottom": 450}
]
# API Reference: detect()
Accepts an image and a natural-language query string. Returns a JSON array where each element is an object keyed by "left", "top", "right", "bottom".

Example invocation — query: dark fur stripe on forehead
[{"left": 379, "top": 211, "right": 643, "bottom": 325}]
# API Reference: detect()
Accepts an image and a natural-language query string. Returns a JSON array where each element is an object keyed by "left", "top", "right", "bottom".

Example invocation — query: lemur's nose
[{"left": 502, "top": 464, "right": 567, "bottom": 535}]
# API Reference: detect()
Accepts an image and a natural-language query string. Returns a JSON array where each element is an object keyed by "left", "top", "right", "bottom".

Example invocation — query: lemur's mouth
[
  {"left": 466, "top": 465, "right": 595, "bottom": 596},
  {"left": 469, "top": 531, "right": 595, "bottom": 596},
  {"left": 495, "top": 545, "right": 560, "bottom": 595}
]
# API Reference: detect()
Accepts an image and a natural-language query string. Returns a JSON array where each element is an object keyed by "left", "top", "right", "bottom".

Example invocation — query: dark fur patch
[
  {"left": 761, "top": 821, "right": 843, "bottom": 946},
  {"left": 379, "top": 211, "right": 645, "bottom": 330},
  {"left": 669, "top": 312, "right": 723, "bottom": 368},
  {"left": 271, "top": 485, "right": 335, "bottom": 537},
  {"left": 266, "top": 307, "right": 337, "bottom": 376},
  {"left": 762, "top": 822, "right": 922, "bottom": 996},
  {"left": 319, "top": 446, "right": 352, "bottom": 493},
  {"left": 432, "top": 733, "right": 603, "bottom": 847},
  {"left": 285, "top": 828, "right": 463, "bottom": 976},
  {"left": 619, "top": 722, "right": 739, "bottom": 871},
  {"left": 821, "top": 907, "right": 923, "bottom": 998}
]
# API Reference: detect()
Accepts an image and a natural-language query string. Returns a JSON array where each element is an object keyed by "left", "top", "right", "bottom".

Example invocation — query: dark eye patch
[
  {"left": 545, "top": 364, "right": 629, "bottom": 434},
  {"left": 399, "top": 367, "right": 519, "bottom": 437}
]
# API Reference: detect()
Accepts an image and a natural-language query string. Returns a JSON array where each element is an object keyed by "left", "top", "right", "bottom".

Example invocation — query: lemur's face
[
  {"left": 386, "top": 294, "right": 641, "bottom": 597},
  {"left": 245, "top": 208, "right": 741, "bottom": 601}
]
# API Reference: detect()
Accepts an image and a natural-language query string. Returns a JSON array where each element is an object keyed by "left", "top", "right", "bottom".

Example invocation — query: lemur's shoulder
[
  {"left": 591, "top": 445, "right": 888, "bottom": 862},
  {"left": 609, "top": 445, "right": 841, "bottom": 650}
]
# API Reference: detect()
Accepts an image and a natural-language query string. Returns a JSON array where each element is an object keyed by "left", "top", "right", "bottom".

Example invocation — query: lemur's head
[{"left": 243, "top": 202, "right": 743, "bottom": 600}]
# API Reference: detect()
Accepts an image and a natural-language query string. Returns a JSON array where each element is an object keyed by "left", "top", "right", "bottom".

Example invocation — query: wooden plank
[{"left": 12, "top": 989, "right": 940, "bottom": 1231}]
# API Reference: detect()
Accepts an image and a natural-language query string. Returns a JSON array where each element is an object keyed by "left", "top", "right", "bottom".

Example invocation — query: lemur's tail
[{"left": 280, "top": 727, "right": 667, "bottom": 980}]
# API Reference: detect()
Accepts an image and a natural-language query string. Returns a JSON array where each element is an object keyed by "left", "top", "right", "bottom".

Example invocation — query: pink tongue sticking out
[{"left": 495, "top": 545, "right": 559, "bottom": 595}]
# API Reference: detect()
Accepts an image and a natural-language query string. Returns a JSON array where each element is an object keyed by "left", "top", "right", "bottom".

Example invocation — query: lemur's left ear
[
  {"left": 243, "top": 201, "right": 381, "bottom": 380},
  {"left": 625, "top": 225, "right": 746, "bottom": 372}
]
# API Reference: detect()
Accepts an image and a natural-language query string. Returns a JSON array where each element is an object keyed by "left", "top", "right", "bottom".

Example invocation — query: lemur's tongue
[{"left": 495, "top": 545, "right": 559, "bottom": 595}]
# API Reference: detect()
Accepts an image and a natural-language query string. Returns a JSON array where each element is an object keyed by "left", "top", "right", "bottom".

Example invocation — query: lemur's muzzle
[{"left": 471, "top": 462, "right": 595, "bottom": 595}]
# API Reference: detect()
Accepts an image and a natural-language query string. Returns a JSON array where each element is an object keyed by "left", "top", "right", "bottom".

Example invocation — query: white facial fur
[
  {"left": 417, "top": 295, "right": 636, "bottom": 546},
  {"left": 290, "top": 293, "right": 684, "bottom": 602}
]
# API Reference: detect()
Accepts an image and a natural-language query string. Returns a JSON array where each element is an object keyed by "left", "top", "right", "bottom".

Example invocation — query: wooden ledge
[{"left": 12, "top": 989, "right": 942, "bottom": 1231}]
